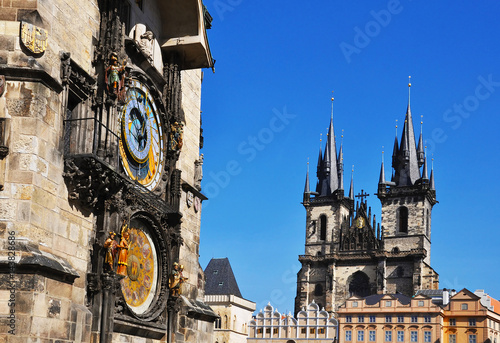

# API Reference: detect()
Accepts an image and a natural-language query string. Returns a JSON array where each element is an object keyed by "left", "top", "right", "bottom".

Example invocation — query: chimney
[{"left": 442, "top": 288, "right": 449, "bottom": 306}]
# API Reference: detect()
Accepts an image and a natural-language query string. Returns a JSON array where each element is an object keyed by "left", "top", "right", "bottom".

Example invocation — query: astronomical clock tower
[{"left": 0, "top": 0, "right": 215, "bottom": 342}]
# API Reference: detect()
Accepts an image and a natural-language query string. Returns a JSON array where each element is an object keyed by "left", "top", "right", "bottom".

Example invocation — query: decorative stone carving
[
  {"left": 63, "top": 158, "right": 124, "bottom": 211},
  {"left": 0, "top": 75, "right": 5, "bottom": 97},
  {"left": 169, "top": 121, "right": 184, "bottom": 152},
  {"left": 20, "top": 21, "right": 48, "bottom": 54},
  {"left": 60, "top": 52, "right": 96, "bottom": 96},
  {"left": 139, "top": 31, "right": 154, "bottom": 62},
  {"left": 194, "top": 154, "right": 204, "bottom": 190}
]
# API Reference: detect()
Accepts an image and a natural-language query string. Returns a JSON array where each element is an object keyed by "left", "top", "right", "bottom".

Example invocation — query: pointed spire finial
[
  {"left": 349, "top": 165, "right": 354, "bottom": 200},
  {"left": 408, "top": 75, "right": 412, "bottom": 110},
  {"left": 430, "top": 155, "right": 435, "bottom": 190},
  {"left": 395, "top": 119, "right": 398, "bottom": 136},
  {"left": 331, "top": 90, "right": 334, "bottom": 120},
  {"left": 379, "top": 147, "right": 386, "bottom": 184}
]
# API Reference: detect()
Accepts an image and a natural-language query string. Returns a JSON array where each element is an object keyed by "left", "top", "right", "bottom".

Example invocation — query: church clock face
[
  {"left": 119, "top": 79, "right": 164, "bottom": 190},
  {"left": 120, "top": 219, "right": 159, "bottom": 315}
]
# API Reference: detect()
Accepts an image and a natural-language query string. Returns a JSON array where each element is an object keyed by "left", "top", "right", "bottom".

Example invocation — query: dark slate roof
[
  {"left": 416, "top": 289, "right": 444, "bottom": 297},
  {"left": 204, "top": 258, "right": 242, "bottom": 298},
  {"left": 364, "top": 293, "right": 411, "bottom": 306}
]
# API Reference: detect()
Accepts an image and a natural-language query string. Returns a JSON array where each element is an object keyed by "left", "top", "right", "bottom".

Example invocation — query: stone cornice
[{"left": 0, "top": 66, "right": 63, "bottom": 93}]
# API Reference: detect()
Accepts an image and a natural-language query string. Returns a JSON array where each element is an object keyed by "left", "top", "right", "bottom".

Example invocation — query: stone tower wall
[
  {"left": 380, "top": 195, "right": 432, "bottom": 238},
  {"left": 0, "top": 0, "right": 99, "bottom": 336},
  {"left": 305, "top": 202, "right": 350, "bottom": 256}
]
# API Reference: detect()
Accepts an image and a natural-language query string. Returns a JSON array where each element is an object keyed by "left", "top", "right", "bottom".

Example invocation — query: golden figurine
[
  {"left": 103, "top": 231, "right": 117, "bottom": 272},
  {"left": 169, "top": 262, "right": 188, "bottom": 297},
  {"left": 116, "top": 222, "right": 130, "bottom": 276}
]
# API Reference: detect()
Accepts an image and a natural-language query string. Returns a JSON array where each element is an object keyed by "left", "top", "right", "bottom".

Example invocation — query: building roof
[
  {"left": 416, "top": 289, "right": 444, "bottom": 297},
  {"left": 364, "top": 293, "right": 412, "bottom": 306},
  {"left": 488, "top": 296, "right": 500, "bottom": 315},
  {"left": 204, "top": 258, "right": 242, "bottom": 298}
]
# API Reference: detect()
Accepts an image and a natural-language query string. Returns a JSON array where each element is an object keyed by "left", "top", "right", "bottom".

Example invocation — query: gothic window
[
  {"left": 319, "top": 215, "right": 327, "bottom": 240},
  {"left": 314, "top": 284, "right": 323, "bottom": 296},
  {"left": 224, "top": 315, "right": 228, "bottom": 329},
  {"left": 215, "top": 317, "right": 221, "bottom": 329},
  {"left": 348, "top": 271, "right": 370, "bottom": 297},
  {"left": 397, "top": 206, "right": 408, "bottom": 233}
]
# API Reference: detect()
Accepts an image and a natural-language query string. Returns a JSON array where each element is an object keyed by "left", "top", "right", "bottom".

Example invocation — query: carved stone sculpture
[
  {"left": 139, "top": 31, "right": 154, "bottom": 62},
  {"left": 194, "top": 154, "right": 204, "bottom": 190}
]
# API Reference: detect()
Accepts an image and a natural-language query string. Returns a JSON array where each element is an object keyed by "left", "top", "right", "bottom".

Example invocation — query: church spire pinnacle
[
  {"left": 320, "top": 95, "right": 339, "bottom": 195},
  {"left": 349, "top": 166, "right": 354, "bottom": 200},
  {"left": 407, "top": 75, "right": 411, "bottom": 112},
  {"left": 304, "top": 159, "right": 311, "bottom": 203},
  {"left": 304, "top": 159, "right": 310, "bottom": 193},
  {"left": 379, "top": 148, "right": 386, "bottom": 184},
  {"left": 422, "top": 147, "right": 429, "bottom": 181},
  {"left": 338, "top": 130, "right": 344, "bottom": 190},
  {"left": 430, "top": 157, "right": 435, "bottom": 190},
  {"left": 393, "top": 77, "right": 420, "bottom": 186},
  {"left": 417, "top": 115, "right": 425, "bottom": 167}
]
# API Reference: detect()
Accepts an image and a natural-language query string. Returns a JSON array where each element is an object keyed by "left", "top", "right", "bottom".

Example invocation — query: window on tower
[
  {"left": 314, "top": 283, "right": 323, "bottom": 296},
  {"left": 320, "top": 215, "right": 327, "bottom": 240},
  {"left": 397, "top": 206, "right": 408, "bottom": 233}
]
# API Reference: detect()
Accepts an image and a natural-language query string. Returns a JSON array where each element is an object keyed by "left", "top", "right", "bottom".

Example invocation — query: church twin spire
[{"left": 305, "top": 79, "right": 436, "bottom": 203}]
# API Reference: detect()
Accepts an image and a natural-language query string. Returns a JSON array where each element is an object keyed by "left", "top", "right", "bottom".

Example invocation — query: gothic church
[{"left": 295, "top": 85, "right": 439, "bottom": 314}]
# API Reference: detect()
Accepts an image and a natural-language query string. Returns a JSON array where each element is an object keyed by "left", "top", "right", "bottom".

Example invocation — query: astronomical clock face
[
  {"left": 119, "top": 79, "right": 164, "bottom": 190},
  {"left": 120, "top": 219, "right": 159, "bottom": 315}
]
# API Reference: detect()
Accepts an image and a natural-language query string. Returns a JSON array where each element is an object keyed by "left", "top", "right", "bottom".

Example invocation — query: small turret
[
  {"left": 338, "top": 132, "right": 344, "bottom": 190},
  {"left": 430, "top": 159, "right": 435, "bottom": 190},
  {"left": 303, "top": 161, "right": 310, "bottom": 203},
  {"left": 349, "top": 167, "right": 354, "bottom": 200}
]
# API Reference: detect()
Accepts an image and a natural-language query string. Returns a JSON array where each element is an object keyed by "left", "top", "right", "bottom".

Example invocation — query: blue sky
[{"left": 198, "top": 0, "right": 500, "bottom": 314}]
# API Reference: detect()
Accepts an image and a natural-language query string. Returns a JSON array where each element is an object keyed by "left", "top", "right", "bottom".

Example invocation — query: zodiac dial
[
  {"left": 119, "top": 219, "right": 159, "bottom": 315},
  {"left": 119, "top": 79, "right": 164, "bottom": 190}
]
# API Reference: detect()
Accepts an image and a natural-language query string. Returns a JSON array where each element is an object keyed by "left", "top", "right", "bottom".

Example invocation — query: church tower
[
  {"left": 376, "top": 80, "right": 438, "bottom": 294},
  {"left": 295, "top": 84, "right": 439, "bottom": 315}
]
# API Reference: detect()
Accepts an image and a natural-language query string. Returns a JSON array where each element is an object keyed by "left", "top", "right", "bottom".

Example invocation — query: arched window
[
  {"left": 224, "top": 315, "right": 228, "bottom": 329},
  {"left": 398, "top": 206, "right": 408, "bottom": 233},
  {"left": 215, "top": 316, "right": 221, "bottom": 329},
  {"left": 319, "top": 215, "right": 327, "bottom": 240},
  {"left": 314, "top": 283, "right": 323, "bottom": 296},
  {"left": 426, "top": 209, "right": 431, "bottom": 237},
  {"left": 349, "top": 271, "right": 370, "bottom": 297}
]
